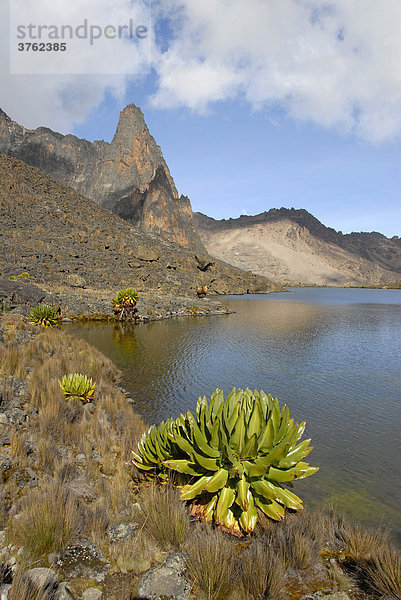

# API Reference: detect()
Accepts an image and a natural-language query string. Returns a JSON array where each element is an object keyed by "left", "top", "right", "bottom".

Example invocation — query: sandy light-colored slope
[{"left": 197, "top": 219, "right": 400, "bottom": 286}]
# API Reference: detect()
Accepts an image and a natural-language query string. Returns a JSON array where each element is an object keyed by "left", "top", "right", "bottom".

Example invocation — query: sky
[{"left": 1, "top": 0, "right": 400, "bottom": 237}]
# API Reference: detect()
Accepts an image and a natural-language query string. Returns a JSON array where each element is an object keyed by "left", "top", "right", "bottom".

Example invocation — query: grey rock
[
  {"left": 0, "top": 279, "right": 46, "bottom": 306},
  {"left": 82, "top": 588, "right": 102, "bottom": 600},
  {"left": 54, "top": 582, "right": 77, "bottom": 600},
  {"left": 0, "top": 455, "right": 12, "bottom": 479},
  {"left": 135, "top": 246, "right": 159, "bottom": 262},
  {"left": 11, "top": 466, "right": 39, "bottom": 489},
  {"left": 67, "top": 477, "right": 97, "bottom": 502},
  {"left": 23, "top": 567, "right": 58, "bottom": 590},
  {"left": 138, "top": 553, "right": 190, "bottom": 600},
  {"left": 300, "top": 593, "right": 351, "bottom": 600},
  {"left": 55, "top": 445, "right": 71, "bottom": 460},
  {"left": 66, "top": 274, "right": 87, "bottom": 288},
  {"left": 91, "top": 450, "right": 102, "bottom": 462},
  {"left": 24, "top": 440, "right": 37, "bottom": 456},
  {"left": 4, "top": 408, "right": 26, "bottom": 425},
  {"left": 165, "top": 554, "right": 186, "bottom": 573},
  {"left": 0, "top": 415, "right": 7, "bottom": 425},
  {"left": 107, "top": 522, "right": 138, "bottom": 544},
  {"left": 75, "top": 453, "right": 86, "bottom": 463},
  {"left": 56, "top": 539, "right": 110, "bottom": 580},
  {"left": 1, "top": 583, "right": 11, "bottom": 599}
]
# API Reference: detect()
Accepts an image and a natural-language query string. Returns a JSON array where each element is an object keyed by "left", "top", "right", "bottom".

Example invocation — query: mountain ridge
[{"left": 194, "top": 209, "right": 401, "bottom": 286}]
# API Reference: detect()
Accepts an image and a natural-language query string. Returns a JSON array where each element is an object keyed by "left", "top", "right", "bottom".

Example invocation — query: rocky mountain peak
[{"left": 0, "top": 105, "right": 203, "bottom": 252}]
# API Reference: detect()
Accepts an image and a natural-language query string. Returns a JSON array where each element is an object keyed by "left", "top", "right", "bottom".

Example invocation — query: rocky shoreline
[{"left": 0, "top": 277, "right": 237, "bottom": 325}]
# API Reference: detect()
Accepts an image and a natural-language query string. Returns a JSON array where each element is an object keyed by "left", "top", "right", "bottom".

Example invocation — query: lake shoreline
[{"left": 0, "top": 311, "right": 400, "bottom": 600}]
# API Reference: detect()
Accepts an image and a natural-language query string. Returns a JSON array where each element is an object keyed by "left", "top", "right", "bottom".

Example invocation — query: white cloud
[
  {"left": 0, "top": 0, "right": 150, "bottom": 131},
  {"left": 150, "top": 0, "right": 401, "bottom": 143},
  {"left": 1, "top": 0, "right": 400, "bottom": 143}
]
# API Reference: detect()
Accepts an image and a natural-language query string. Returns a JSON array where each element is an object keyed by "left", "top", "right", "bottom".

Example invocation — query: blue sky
[
  {"left": 74, "top": 85, "right": 400, "bottom": 236},
  {"left": 2, "top": 0, "right": 400, "bottom": 237}
]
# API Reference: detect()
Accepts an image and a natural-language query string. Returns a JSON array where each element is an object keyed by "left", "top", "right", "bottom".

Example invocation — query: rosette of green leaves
[
  {"left": 112, "top": 288, "right": 139, "bottom": 309},
  {"left": 29, "top": 304, "right": 60, "bottom": 328},
  {"left": 132, "top": 388, "right": 318, "bottom": 535},
  {"left": 59, "top": 373, "right": 96, "bottom": 403}
]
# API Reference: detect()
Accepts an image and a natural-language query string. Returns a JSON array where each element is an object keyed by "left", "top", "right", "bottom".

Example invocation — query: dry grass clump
[
  {"left": 107, "top": 531, "right": 164, "bottom": 575},
  {"left": 184, "top": 526, "right": 239, "bottom": 600},
  {"left": 262, "top": 514, "right": 319, "bottom": 571},
  {"left": 239, "top": 541, "right": 284, "bottom": 600},
  {"left": 7, "top": 479, "right": 85, "bottom": 560},
  {"left": 0, "top": 342, "right": 27, "bottom": 378},
  {"left": 339, "top": 520, "right": 390, "bottom": 559},
  {"left": 363, "top": 544, "right": 401, "bottom": 599},
  {"left": 138, "top": 484, "right": 190, "bottom": 550}
]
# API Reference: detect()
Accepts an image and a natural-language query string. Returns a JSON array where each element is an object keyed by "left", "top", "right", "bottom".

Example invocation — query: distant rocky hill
[
  {"left": 0, "top": 105, "right": 205, "bottom": 252},
  {"left": 194, "top": 209, "right": 401, "bottom": 286},
  {"left": 0, "top": 152, "right": 281, "bottom": 298}
]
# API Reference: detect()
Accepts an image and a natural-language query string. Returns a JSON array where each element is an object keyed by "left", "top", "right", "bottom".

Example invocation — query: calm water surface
[{"left": 69, "top": 288, "right": 401, "bottom": 538}]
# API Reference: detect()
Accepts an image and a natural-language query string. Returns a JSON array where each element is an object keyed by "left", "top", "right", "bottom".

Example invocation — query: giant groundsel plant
[{"left": 132, "top": 388, "right": 318, "bottom": 535}]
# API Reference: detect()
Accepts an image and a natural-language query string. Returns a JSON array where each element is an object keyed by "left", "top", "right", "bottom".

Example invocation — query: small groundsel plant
[
  {"left": 59, "top": 373, "right": 96, "bottom": 403},
  {"left": 132, "top": 388, "right": 318, "bottom": 536},
  {"left": 112, "top": 288, "right": 139, "bottom": 320},
  {"left": 29, "top": 304, "right": 60, "bottom": 328},
  {"left": 8, "top": 272, "right": 30, "bottom": 281}
]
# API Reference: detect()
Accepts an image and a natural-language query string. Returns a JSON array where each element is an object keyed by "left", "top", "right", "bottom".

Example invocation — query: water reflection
[{"left": 69, "top": 288, "right": 401, "bottom": 539}]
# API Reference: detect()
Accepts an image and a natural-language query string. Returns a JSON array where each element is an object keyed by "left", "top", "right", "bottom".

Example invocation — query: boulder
[
  {"left": 135, "top": 245, "right": 159, "bottom": 262},
  {"left": 138, "top": 553, "right": 190, "bottom": 600},
  {"left": 82, "top": 588, "right": 102, "bottom": 600},
  {"left": 0, "top": 279, "right": 46, "bottom": 306},
  {"left": 56, "top": 540, "right": 110, "bottom": 581},
  {"left": 66, "top": 274, "right": 87, "bottom": 288},
  {"left": 23, "top": 567, "right": 58, "bottom": 591},
  {"left": 106, "top": 522, "right": 138, "bottom": 544},
  {"left": 67, "top": 477, "right": 97, "bottom": 502},
  {"left": 10, "top": 466, "right": 39, "bottom": 489},
  {"left": 54, "top": 582, "right": 77, "bottom": 600}
]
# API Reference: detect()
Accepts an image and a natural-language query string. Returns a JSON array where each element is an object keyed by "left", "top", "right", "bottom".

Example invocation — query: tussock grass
[
  {"left": 139, "top": 484, "right": 189, "bottom": 550},
  {"left": 185, "top": 526, "right": 239, "bottom": 600},
  {"left": 0, "top": 342, "right": 27, "bottom": 378},
  {"left": 107, "top": 531, "right": 164, "bottom": 574},
  {"left": 364, "top": 544, "right": 401, "bottom": 599},
  {"left": 263, "top": 515, "right": 319, "bottom": 570},
  {"left": 339, "top": 520, "right": 390, "bottom": 559},
  {"left": 9, "top": 429, "right": 27, "bottom": 461},
  {"left": 239, "top": 541, "right": 284, "bottom": 600},
  {"left": 7, "top": 479, "right": 85, "bottom": 560}
]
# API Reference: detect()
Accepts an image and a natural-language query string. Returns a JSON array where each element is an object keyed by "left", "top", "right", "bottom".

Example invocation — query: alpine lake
[{"left": 69, "top": 287, "right": 401, "bottom": 542}]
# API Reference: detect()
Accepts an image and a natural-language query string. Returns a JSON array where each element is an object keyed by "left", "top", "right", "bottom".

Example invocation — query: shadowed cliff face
[{"left": 0, "top": 105, "right": 205, "bottom": 253}]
